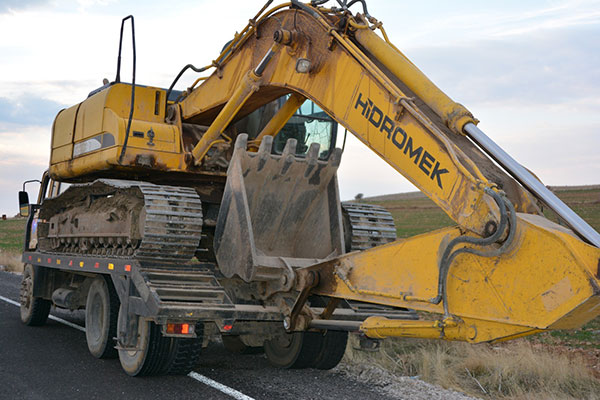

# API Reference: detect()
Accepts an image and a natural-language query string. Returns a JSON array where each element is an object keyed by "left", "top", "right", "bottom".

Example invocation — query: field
[
  {"left": 362, "top": 186, "right": 600, "bottom": 398},
  {"left": 0, "top": 218, "right": 26, "bottom": 272}
]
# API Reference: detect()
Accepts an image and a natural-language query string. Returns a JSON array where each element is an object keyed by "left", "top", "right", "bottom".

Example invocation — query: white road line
[
  {"left": 0, "top": 294, "right": 87, "bottom": 332},
  {"left": 0, "top": 294, "right": 19, "bottom": 307},
  {"left": 0, "top": 294, "right": 256, "bottom": 400},
  {"left": 188, "top": 372, "right": 255, "bottom": 400},
  {"left": 48, "top": 314, "right": 87, "bottom": 332}
]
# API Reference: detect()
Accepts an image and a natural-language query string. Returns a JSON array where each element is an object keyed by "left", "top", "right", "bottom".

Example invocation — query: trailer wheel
[
  {"left": 312, "top": 330, "right": 348, "bottom": 370},
  {"left": 117, "top": 306, "right": 170, "bottom": 376},
  {"left": 264, "top": 331, "right": 322, "bottom": 369},
  {"left": 85, "top": 276, "right": 119, "bottom": 359},
  {"left": 162, "top": 324, "right": 204, "bottom": 375},
  {"left": 20, "top": 264, "right": 51, "bottom": 326}
]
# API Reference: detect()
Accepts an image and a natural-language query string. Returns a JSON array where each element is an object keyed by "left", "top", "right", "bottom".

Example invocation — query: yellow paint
[
  {"left": 108, "top": 263, "right": 114, "bottom": 270},
  {"left": 353, "top": 27, "right": 476, "bottom": 135},
  {"left": 49, "top": 83, "right": 186, "bottom": 180},
  {"left": 312, "top": 213, "right": 600, "bottom": 342},
  {"left": 56, "top": 259, "right": 61, "bottom": 265}
]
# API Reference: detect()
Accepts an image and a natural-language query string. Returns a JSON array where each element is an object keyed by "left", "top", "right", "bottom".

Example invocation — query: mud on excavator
[{"left": 17, "top": 0, "right": 600, "bottom": 376}]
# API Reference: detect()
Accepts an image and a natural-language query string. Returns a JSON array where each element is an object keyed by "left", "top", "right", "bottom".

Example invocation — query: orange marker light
[
  {"left": 56, "top": 259, "right": 61, "bottom": 265},
  {"left": 94, "top": 262, "right": 99, "bottom": 269},
  {"left": 124, "top": 264, "right": 131, "bottom": 272},
  {"left": 47, "top": 258, "right": 51, "bottom": 263},
  {"left": 166, "top": 323, "right": 192, "bottom": 335},
  {"left": 223, "top": 324, "right": 233, "bottom": 331},
  {"left": 181, "top": 324, "right": 190, "bottom": 334}
]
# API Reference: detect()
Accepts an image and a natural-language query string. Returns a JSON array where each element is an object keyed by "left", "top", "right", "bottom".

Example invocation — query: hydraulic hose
[
  {"left": 116, "top": 15, "right": 136, "bottom": 165},
  {"left": 431, "top": 189, "right": 517, "bottom": 316}
]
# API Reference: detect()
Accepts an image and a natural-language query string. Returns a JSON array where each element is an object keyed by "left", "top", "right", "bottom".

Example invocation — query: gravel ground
[{"left": 334, "top": 361, "right": 480, "bottom": 400}]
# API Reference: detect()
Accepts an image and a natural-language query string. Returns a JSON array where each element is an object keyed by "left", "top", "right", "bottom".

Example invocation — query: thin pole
[{"left": 464, "top": 122, "right": 600, "bottom": 248}]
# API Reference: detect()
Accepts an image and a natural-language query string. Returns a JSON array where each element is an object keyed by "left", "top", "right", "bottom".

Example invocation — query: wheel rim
[
  {"left": 87, "top": 291, "right": 105, "bottom": 343},
  {"left": 117, "top": 305, "right": 151, "bottom": 375},
  {"left": 19, "top": 269, "right": 33, "bottom": 316},
  {"left": 264, "top": 332, "right": 302, "bottom": 368}
]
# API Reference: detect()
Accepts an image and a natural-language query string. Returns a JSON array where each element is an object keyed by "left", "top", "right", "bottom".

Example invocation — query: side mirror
[{"left": 19, "top": 191, "right": 30, "bottom": 217}]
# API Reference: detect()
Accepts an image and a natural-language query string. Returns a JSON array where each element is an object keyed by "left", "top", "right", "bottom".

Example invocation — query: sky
[{"left": 0, "top": 0, "right": 599, "bottom": 215}]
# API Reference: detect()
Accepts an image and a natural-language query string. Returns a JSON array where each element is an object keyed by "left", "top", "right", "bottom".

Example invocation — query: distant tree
[{"left": 354, "top": 193, "right": 364, "bottom": 201}]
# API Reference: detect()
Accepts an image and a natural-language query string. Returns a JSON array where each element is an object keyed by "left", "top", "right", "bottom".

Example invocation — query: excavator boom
[{"left": 176, "top": 1, "right": 600, "bottom": 342}]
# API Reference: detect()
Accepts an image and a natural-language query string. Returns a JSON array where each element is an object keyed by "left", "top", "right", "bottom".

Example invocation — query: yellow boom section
[{"left": 181, "top": 7, "right": 500, "bottom": 237}]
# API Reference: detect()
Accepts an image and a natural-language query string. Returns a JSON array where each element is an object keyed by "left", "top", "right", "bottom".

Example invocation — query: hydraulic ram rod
[{"left": 464, "top": 122, "right": 600, "bottom": 248}]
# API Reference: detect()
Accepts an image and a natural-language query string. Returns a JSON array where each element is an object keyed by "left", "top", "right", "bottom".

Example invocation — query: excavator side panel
[{"left": 49, "top": 84, "right": 185, "bottom": 181}]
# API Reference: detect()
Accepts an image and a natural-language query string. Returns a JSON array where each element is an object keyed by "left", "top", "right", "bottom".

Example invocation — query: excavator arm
[
  {"left": 180, "top": 4, "right": 506, "bottom": 237},
  {"left": 173, "top": 1, "right": 600, "bottom": 343}
]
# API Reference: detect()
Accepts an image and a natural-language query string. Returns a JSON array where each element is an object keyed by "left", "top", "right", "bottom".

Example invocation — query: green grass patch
[
  {"left": 0, "top": 218, "right": 26, "bottom": 253},
  {"left": 365, "top": 197, "right": 454, "bottom": 238}
]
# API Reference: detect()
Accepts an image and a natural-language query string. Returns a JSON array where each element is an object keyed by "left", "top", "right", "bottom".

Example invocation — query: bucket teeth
[
  {"left": 282, "top": 138, "right": 298, "bottom": 157},
  {"left": 330, "top": 148, "right": 342, "bottom": 167},
  {"left": 307, "top": 142, "right": 320, "bottom": 161},
  {"left": 217, "top": 133, "right": 345, "bottom": 282},
  {"left": 258, "top": 135, "right": 274, "bottom": 154},
  {"left": 235, "top": 133, "right": 249, "bottom": 149}
]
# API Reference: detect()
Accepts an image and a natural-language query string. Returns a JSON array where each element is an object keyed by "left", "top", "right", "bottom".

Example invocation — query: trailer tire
[
  {"left": 312, "top": 330, "right": 348, "bottom": 370},
  {"left": 85, "top": 276, "right": 119, "bottom": 359},
  {"left": 20, "top": 264, "right": 51, "bottom": 326},
  {"left": 117, "top": 306, "right": 171, "bottom": 376},
  {"left": 264, "top": 331, "right": 322, "bottom": 369},
  {"left": 162, "top": 324, "right": 204, "bottom": 375}
]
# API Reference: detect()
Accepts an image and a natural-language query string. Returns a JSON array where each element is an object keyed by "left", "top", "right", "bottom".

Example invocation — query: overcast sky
[{"left": 1, "top": 0, "right": 599, "bottom": 216}]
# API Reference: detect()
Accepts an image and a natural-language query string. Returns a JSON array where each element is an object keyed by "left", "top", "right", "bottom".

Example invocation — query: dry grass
[
  {"left": 0, "top": 250, "right": 24, "bottom": 273},
  {"left": 346, "top": 336, "right": 600, "bottom": 399}
]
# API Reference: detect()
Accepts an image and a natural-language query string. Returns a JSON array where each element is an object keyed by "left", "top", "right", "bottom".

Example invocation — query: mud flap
[{"left": 214, "top": 134, "right": 344, "bottom": 282}]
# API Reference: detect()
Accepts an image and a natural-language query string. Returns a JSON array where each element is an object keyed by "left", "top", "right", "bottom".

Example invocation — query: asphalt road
[{"left": 0, "top": 271, "right": 397, "bottom": 400}]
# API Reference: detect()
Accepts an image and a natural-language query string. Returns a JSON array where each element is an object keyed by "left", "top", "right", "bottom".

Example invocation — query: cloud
[
  {"left": 0, "top": 94, "right": 67, "bottom": 126},
  {"left": 0, "top": 0, "right": 49, "bottom": 14},
  {"left": 405, "top": 26, "right": 600, "bottom": 109}
]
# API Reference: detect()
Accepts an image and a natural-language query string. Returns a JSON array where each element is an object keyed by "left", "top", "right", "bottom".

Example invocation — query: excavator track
[
  {"left": 39, "top": 180, "right": 203, "bottom": 263},
  {"left": 135, "top": 184, "right": 203, "bottom": 262},
  {"left": 341, "top": 202, "right": 397, "bottom": 252}
]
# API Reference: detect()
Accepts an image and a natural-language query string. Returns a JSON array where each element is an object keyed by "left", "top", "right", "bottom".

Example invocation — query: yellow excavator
[{"left": 17, "top": 0, "right": 600, "bottom": 376}]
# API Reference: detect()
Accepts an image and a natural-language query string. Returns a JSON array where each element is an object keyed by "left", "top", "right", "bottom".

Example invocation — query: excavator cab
[{"left": 233, "top": 95, "right": 338, "bottom": 160}]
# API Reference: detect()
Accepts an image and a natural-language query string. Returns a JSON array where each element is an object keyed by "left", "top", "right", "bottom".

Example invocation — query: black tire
[
  {"left": 161, "top": 324, "right": 204, "bottom": 375},
  {"left": 20, "top": 264, "right": 51, "bottom": 326},
  {"left": 222, "top": 335, "right": 264, "bottom": 355},
  {"left": 117, "top": 305, "right": 171, "bottom": 376},
  {"left": 312, "top": 330, "right": 348, "bottom": 370},
  {"left": 264, "top": 331, "right": 323, "bottom": 369},
  {"left": 85, "top": 276, "right": 120, "bottom": 359}
]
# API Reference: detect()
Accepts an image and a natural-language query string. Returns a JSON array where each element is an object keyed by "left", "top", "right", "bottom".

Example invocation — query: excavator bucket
[{"left": 214, "top": 134, "right": 344, "bottom": 282}]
